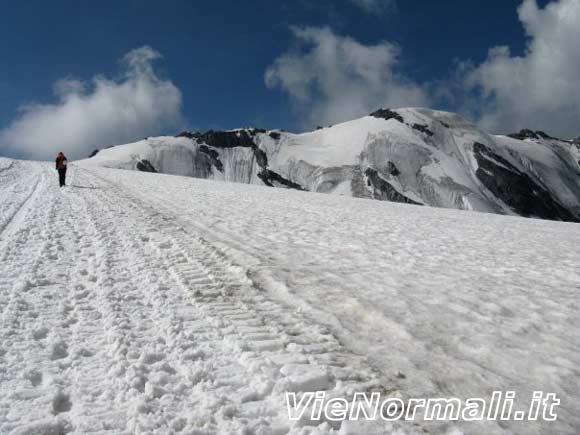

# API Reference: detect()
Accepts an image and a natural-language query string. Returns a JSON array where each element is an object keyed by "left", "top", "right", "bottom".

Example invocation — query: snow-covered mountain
[{"left": 82, "top": 107, "right": 580, "bottom": 222}]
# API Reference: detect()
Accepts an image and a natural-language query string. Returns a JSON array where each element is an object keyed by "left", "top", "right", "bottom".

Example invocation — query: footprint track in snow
[
  {"left": 1, "top": 165, "right": 414, "bottom": 435},
  {"left": 86, "top": 169, "right": 395, "bottom": 432}
]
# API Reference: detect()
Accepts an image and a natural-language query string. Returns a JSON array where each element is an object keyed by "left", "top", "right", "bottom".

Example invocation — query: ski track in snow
[
  {"left": 76, "top": 164, "right": 580, "bottom": 435},
  {"left": 0, "top": 162, "right": 426, "bottom": 434}
]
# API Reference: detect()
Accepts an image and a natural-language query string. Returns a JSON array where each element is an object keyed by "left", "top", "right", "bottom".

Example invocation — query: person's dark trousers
[{"left": 58, "top": 169, "right": 67, "bottom": 187}]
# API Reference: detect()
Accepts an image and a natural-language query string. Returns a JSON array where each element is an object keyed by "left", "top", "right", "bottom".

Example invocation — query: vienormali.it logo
[{"left": 286, "top": 391, "right": 560, "bottom": 422}]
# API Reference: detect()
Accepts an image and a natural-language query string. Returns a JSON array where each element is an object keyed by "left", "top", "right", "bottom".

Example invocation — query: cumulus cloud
[
  {"left": 265, "top": 26, "right": 429, "bottom": 128},
  {"left": 463, "top": 0, "right": 580, "bottom": 136},
  {"left": 350, "top": 0, "right": 396, "bottom": 15},
  {"left": 0, "top": 46, "right": 184, "bottom": 160}
]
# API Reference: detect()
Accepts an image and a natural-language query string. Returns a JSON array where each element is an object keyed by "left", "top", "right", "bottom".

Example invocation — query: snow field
[
  {"left": 88, "top": 164, "right": 580, "bottom": 435},
  {"left": 0, "top": 162, "right": 424, "bottom": 434}
]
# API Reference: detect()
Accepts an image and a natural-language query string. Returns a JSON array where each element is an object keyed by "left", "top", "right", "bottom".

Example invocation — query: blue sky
[{"left": 2, "top": 0, "right": 578, "bottom": 159}]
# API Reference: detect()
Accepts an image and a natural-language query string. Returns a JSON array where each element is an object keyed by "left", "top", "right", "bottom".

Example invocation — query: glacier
[
  {"left": 1, "top": 159, "right": 578, "bottom": 434},
  {"left": 82, "top": 107, "right": 580, "bottom": 222}
]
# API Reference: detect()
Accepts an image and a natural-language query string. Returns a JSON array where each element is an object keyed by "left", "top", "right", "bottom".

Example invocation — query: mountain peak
[
  {"left": 368, "top": 108, "right": 404, "bottom": 123},
  {"left": 81, "top": 108, "right": 580, "bottom": 223},
  {"left": 507, "top": 129, "right": 558, "bottom": 141}
]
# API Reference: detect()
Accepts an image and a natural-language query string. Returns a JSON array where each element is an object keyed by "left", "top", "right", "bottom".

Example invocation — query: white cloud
[
  {"left": 463, "top": 0, "right": 580, "bottom": 136},
  {"left": 264, "top": 26, "right": 429, "bottom": 128},
  {"left": 0, "top": 46, "right": 184, "bottom": 160},
  {"left": 350, "top": 0, "right": 396, "bottom": 15}
]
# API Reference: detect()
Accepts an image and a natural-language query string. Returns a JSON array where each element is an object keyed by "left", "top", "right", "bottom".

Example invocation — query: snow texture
[{"left": 0, "top": 160, "right": 578, "bottom": 435}]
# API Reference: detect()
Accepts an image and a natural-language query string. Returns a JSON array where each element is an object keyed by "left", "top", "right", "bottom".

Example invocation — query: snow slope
[
  {"left": 82, "top": 108, "right": 580, "bottom": 223},
  {"left": 1, "top": 160, "right": 579, "bottom": 435}
]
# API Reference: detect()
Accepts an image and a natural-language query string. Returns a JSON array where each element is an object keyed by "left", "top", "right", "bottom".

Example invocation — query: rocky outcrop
[
  {"left": 386, "top": 161, "right": 400, "bottom": 176},
  {"left": 251, "top": 141, "right": 304, "bottom": 190},
  {"left": 253, "top": 147, "right": 268, "bottom": 169},
  {"left": 369, "top": 108, "right": 404, "bottom": 124},
  {"left": 189, "top": 130, "right": 257, "bottom": 148},
  {"left": 507, "top": 129, "right": 557, "bottom": 141},
  {"left": 370, "top": 109, "right": 434, "bottom": 137},
  {"left": 410, "top": 123, "right": 434, "bottom": 137},
  {"left": 198, "top": 145, "right": 224, "bottom": 172},
  {"left": 364, "top": 168, "right": 422, "bottom": 205},
  {"left": 182, "top": 127, "right": 304, "bottom": 191},
  {"left": 473, "top": 142, "right": 578, "bottom": 222},
  {"left": 258, "top": 170, "right": 305, "bottom": 190},
  {"left": 136, "top": 159, "right": 157, "bottom": 173}
]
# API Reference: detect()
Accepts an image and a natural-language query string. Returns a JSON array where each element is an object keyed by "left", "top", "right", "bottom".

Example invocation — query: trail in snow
[
  {"left": 77, "top": 163, "right": 580, "bottom": 435},
  {"left": 0, "top": 163, "right": 422, "bottom": 435},
  {"left": 0, "top": 160, "right": 44, "bottom": 236}
]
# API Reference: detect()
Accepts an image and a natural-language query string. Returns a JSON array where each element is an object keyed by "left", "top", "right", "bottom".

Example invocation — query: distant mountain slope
[{"left": 80, "top": 107, "right": 580, "bottom": 222}]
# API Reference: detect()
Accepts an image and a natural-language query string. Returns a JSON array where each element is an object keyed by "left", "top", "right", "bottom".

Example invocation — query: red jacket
[{"left": 56, "top": 155, "right": 67, "bottom": 170}]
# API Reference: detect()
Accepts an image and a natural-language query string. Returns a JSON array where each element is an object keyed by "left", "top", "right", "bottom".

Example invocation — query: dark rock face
[
  {"left": 88, "top": 149, "right": 99, "bottom": 158},
  {"left": 249, "top": 128, "right": 267, "bottom": 135},
  {"left": 253, "top": 147, "right": 268, "bottom": 169},
  {"left": 251, "top": 142, "right": 305, "bottom": 190},
  {"left": 440, "top": 121, "right": 450, "bottom": 128},
  {"left": 183, "top": 127, "right": 304, "bottom": 191},
  {"left": 194, "top": 130, "right": 257, "bottom": 149},
  {"left": 199, "top": 145, "right": 224, "bottom": 172},
  {"left": 410, "top": 123, "right": 434, "bottom": 137},
  {"left": 136, "top": 159, "right": 157, "bottom": 173},
  {"left": 258, "top": 169, "right": 305, "bottom": 190},
  {"left": 473, "top": 142, "right": 578, "bottom": 222},
  {"left": 369, "top": 109, "right": 404, "bottom": 124},
  {"left": 364, "top": 168, "right": 422, "bottom": 205},
  {"left": 507, "top": 129, "right": 557, "bottom": 141},
  {"left": 370, "top": 109, "right": 433, "bottom": 136},
  {"left": 386, "top": 161, "right": 400, "bottom": 176},
  {"left": 178, "top": 128, "right": 266, "bottom": 149}
]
